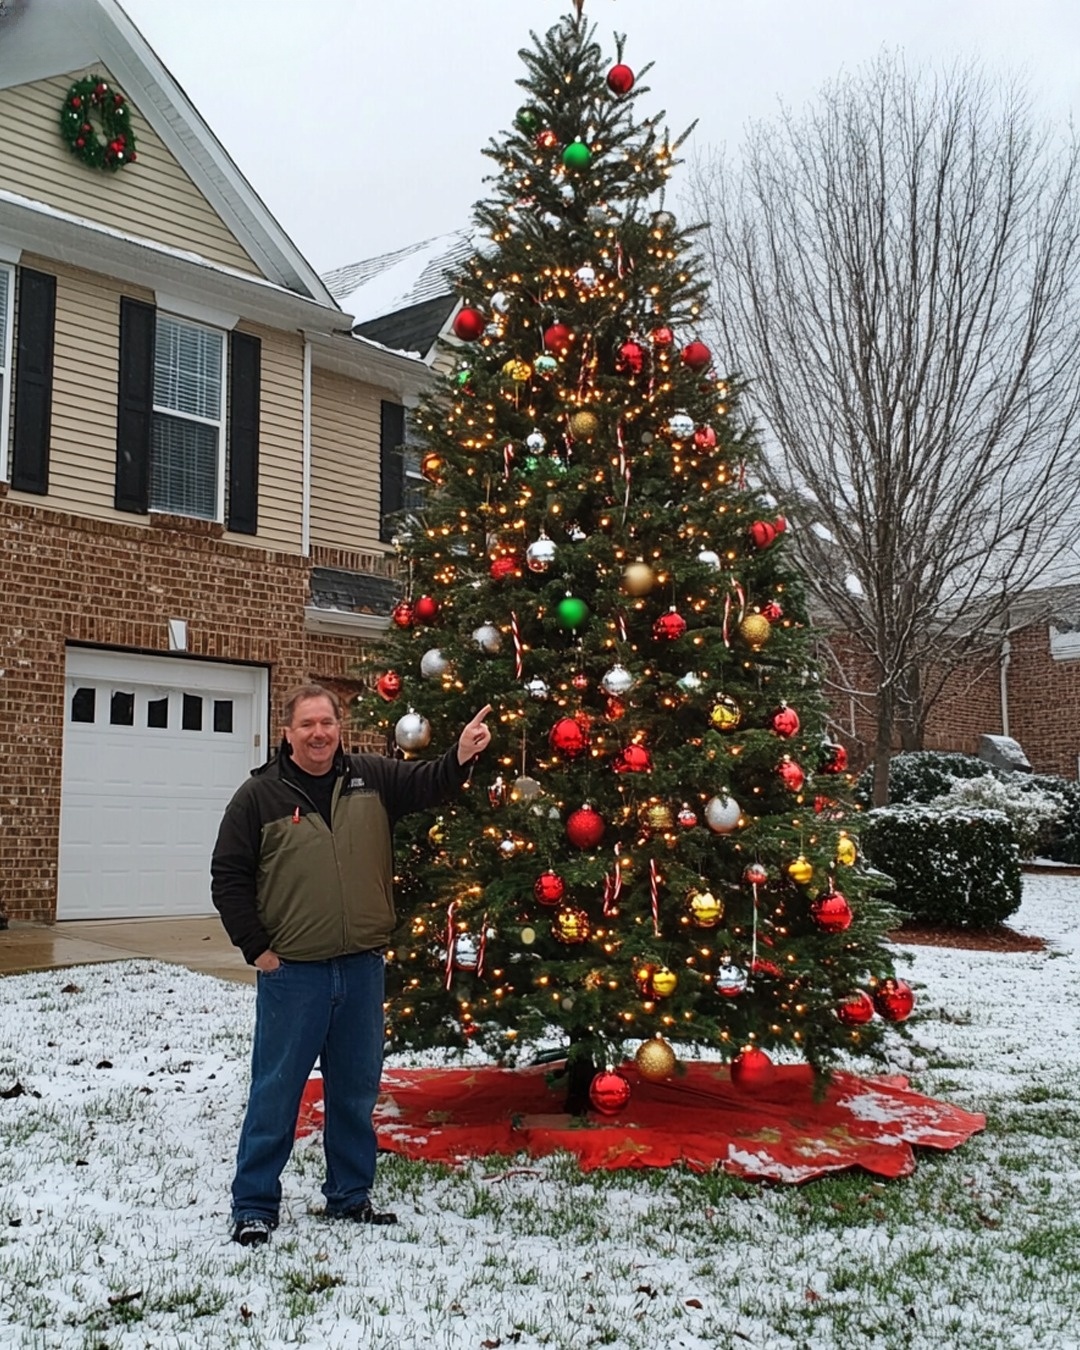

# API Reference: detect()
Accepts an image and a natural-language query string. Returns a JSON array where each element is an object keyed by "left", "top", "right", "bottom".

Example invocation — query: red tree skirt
[{"left": 296, "top": 1060, "right": 984, "bottom": 1183}]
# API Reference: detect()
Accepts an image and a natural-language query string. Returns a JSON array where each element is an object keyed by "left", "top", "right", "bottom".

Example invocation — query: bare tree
[{"left": 686, "top": 54, "right": 1080, "bottom": 803}]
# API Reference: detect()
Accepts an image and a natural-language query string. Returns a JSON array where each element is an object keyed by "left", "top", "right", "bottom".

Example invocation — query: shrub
[
  {"left": 928, "top": 774, "right": 1064, "bottom": 858},
  {"left": 855, "top": 751, "right": 993, "bottom": 807},
  {"left": 1025, "top": 774, "right": 1080, "bottom": 864},
  {"left": 861, "top": 805, "right": 1022, "bottom": 927}
]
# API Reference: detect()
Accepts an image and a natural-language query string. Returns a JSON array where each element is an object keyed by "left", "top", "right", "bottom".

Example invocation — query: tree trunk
[
  {"left": 872, "top": 684, "right": 894, "bottom": 807},
  {"left": 897, "top": 666, "right": 925, "bottom": 750},
  {"left": 563, "top": 1032, "right": 598, "bottom": 1115}
]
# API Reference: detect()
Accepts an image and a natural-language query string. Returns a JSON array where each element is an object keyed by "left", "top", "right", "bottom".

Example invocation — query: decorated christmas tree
[{"left": 355, "top": 8, "right": 911, "bottom": 1115}]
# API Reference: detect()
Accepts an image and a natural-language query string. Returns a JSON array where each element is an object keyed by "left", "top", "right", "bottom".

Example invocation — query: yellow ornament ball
[
  {"left": 639, "top": 800, "right": 674, "bottom": 831},
  {"left": 687, "top": 888, "right": 723, "bottom": 928},
  {"left": 427, "top": 819, "right": 446, "bottom": 847},
  {"left": 501, "top": 358, "right": 532, "bottom": 383},
  {"left": 650, "top": 967, "right": 678, "bottom": 997},
  {"left": 569, "top": 409, "right": 600, "bottom": 439},
  {"left": 836, "top": 834, "right": 858, "bottom": 866},
  {"left": 787, "top": 854, "right": 814, "bottom": 885},
  {"left": 739, "top": 613, "right": 772, "bottom": 651},
  {"left": 635, "top": 1036, "right": 677, "bottom": 1082}
]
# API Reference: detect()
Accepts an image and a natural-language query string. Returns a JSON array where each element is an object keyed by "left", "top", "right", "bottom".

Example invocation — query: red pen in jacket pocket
[{"left": 292, "top": 806, "right": 301, "bottom": 824}]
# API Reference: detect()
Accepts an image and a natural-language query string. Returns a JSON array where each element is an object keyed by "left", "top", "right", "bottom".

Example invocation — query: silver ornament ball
[
  {"left": 704, "top": 794, "right": 742, "bottom": 834},
  {"left": 472, "top": 623, "right": 503, "bottom": 655},
  {"left": 601, "top": 664, "right": 635, "bottom": 696},
  {"left": 419, "top": 648, "right": 450, "bottom": 680},
  {"left": 395, "top": 710, "right": 432, "bottom": 752},
  {"left": 526, "top": 536, "right": 557, "bottom": 573}
]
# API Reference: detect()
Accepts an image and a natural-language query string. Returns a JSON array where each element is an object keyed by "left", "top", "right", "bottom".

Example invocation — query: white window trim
[
  {"left": 0, "top": 260, "right": 14, "bottom": 484},
  {"left": 150, "top": 310, "right": 228, "bottom": 522}
]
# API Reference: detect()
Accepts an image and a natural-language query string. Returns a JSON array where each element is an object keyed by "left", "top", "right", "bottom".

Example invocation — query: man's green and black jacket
[{"left": 211, "top": 741, "right": 468, "bottom": 964}]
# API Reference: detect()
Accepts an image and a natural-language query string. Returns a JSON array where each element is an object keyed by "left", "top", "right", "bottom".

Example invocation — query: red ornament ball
[
  {"left": 750, "top": 519, "right": 779, "bottom": 550},
  {"left": 566, "top": 804, "right": 605, "bottom": 849},
  {"left": 681, "top": 340, "right": 712, "bottom": 372},
  {"left": 589, "top": 1069, "right": 631, "bottom": 1115},
  {"left": 617, "top": 339, "right": 645, "bottom": 375},
  {"left": 761, "top": 600, "right": 784, "bottom": 623},
  {"left": 606, "top": 63, "right": 635, "bottom": 96},
  {"left": 605, "top": 696, "right": 626, "bottom": 721},
  {"left": 770, "top": 705, "right": 800, "bottom": 739},
  {"left": 391, "top": 601, "right": 414, "bottom": 629},
  {"left": 778, "top": 757, "right": 806, "bottom": 792},
  {"left": 375, "top": 670, "right": 402, "bottom": 702},
  {"left": 774, "top": 514, "right": 788, "bottom": 534},
  {"left": 873, "top": 978, "right": 915, "bottom": 1022},
  {"left": 810, "top": 890, "right": 854, "bottom": 933},
  {"left": 536, "top": 128, "right": 559, "bottom": 150},
  {"left": 821, "top": 741, "right": 849, "bottom": 774},
  {"left": 613, "top": 743, "right": 651, "bottom": 774},
  {"left": 544, "top": 323, "right": 573, "bottom": 355},
  {"left": 838, "top": 991, "right": 875, "bottom": 1026},
  {"left": 534, "top": 870, "right": 566, "bottom": 906},
  {"left": 677, "top": 804, "right": 698, "bottom": 829},
  {"left": 743, "top": 863, "right": 769, "bottom": 886},
  {"left": 412, "top": 594, "right": 440, "bottom": 624},
  {"left": 452, "top": 307, "right": 486, "bottom": 342},
  {"left": 650, "top": 325, "right": 674, "bottom": 348},
  {"left": 549, "top": 717, "right": 590, "bottom": 759},
  {"left": 693, "top": 425, "right": 717, "bottom": 451},
  {"left": 571, "top": 671, "right": 590, "bottom": 691},
  {"left": 750, "top": 957, "right": 783, "bottom": 979},
  {"left": 730, "top": 1047, "right": 776, "bottom": 1093},
  {"left": 652, "top": 609, "right": 687, "bottom": 641},
  {"left": 490, "top": 555, "right": 520, "bottom": 582}
]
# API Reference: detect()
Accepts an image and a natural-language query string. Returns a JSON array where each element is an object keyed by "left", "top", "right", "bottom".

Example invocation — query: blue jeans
[{"left": 231, "top": 950, "right": 385, "bottom": 1224}]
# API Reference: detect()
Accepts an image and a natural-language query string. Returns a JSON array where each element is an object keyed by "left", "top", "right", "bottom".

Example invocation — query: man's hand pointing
[{"left": 457, "top": 705, "right": 493, "bottom": 765}]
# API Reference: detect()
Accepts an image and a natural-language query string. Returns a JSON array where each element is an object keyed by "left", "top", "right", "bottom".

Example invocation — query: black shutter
[
  {"left": 227, "top": 330, "right": 260, "bottom": 534},
  {"left": 11, "top": 268, "right": 57, "bottom": 495},
  {"left": 380, "top": 400, "right": 406, "bottom": 541},
  {"left": 115, "top": 297, "right": 155, "bottom": 513}
]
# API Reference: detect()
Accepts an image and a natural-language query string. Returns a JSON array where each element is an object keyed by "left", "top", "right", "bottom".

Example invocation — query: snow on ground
[{"left": 1, "top": 875, "right": 1079, "bottom": 1349}]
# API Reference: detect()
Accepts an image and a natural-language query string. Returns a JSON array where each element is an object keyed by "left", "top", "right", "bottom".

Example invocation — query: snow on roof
[{"left": 322, "top": 229, "right": 476, "bottom": 326}]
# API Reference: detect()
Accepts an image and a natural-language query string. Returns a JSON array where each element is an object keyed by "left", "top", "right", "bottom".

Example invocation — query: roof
[
  {"left": 309, "top": 567, "right": 401, "bottom": 616},
  {"left": 0, "top": 0, "right": 338, "bottom": 309},
  {"left": 322, "top": 228, "right": 475, "bottom": 326}
]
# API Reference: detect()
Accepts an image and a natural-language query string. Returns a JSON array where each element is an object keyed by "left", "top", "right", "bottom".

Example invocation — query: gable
[{"left": 0, "top": 69, "right": 261, "bottom": 275}]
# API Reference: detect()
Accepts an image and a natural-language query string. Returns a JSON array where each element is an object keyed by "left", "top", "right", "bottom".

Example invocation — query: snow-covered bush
[
  {"left": 855, "top": 751, "right": 992, "bottom": 807},
  {"left": 1023, "top": 774, "right": 1080, "bottom": 864},
  {"left": 928, "top": 773, "right": 1064, "bottom": 858},
  {"left": 861, "top": 804, "right": 1022, "bottom": 927}
]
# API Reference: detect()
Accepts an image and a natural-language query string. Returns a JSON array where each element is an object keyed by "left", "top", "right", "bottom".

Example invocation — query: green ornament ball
[
  {"left": 556, "top": 596, "right": 589, "bottom": 629},
  {"left": 562, "top": 140, "right": 592, "bottom": 171},
  {"left": 515, "top": 106, "right": 541, "bottom": 134}
]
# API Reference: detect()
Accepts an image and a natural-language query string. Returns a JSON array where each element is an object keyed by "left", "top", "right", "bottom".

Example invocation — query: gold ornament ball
[
  {"left": 709, "top": 694, "right": 742, "bottom": 731},
  {"left": 428, "top": 820, "right": 446, "bottom": 846},
  {"left": 639, "top": 800, "right": 674, "bottom": 831},
  {"left": 787, "top": 854, "right": 814, "bottom": 885},
  {"left": 622, "top": 561, "right": 656, "bottom": 596},
  {"left": 650, "top": 967, "right": 678, "bottom": 997},
  {"left": 569, "top": 410, "right": 600, "bottom": 439},
  {"left": 551, "top": 906, "right": 591, "bottom": 944},
  {"left": 501, "top": 358, "right": 532, "bottom": 383},
  {"left": 836, "top": 834, "right": 858, "bottom": 867},
  {"left": 635, "top": 1037, "right": 677, "bottom": 1082},
  {"left": 739, "top": 613, "right": 772, "bottom": 651},
  {"left": 687, "top": 888, "right": 723, "bottom": 928}
]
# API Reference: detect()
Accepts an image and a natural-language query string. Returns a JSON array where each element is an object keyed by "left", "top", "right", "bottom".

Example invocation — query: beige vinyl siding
[
  {"left": 241, "top": 322, "right": 303, "bottom": 552},
  {"left": 310, "top": 369, "right": 383, "bottom": 553},
  {"left": 0, "top": 70, "right": 259, "bottom": 275},
  {"left": 8, "top": 256, "right": 302, "bottom": 552}
]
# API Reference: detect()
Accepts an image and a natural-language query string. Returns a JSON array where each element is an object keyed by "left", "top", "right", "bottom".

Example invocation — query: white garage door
[{"left": 58, "top": 648, "right": 268, "bottom": 920}]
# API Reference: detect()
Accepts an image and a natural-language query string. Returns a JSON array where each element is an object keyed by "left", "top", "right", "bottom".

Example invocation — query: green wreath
[{"left": 59, "top": 76, "right": 137, "bottom": 171}]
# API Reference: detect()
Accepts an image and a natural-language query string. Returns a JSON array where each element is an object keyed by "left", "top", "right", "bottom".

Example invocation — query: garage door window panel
[
  {"left": 110, "top": 690, "right": 135, "bottom": 726},
  {"left": 147, "top": 696, "right": 169, "bottom": 728},
  {"left": 70, "top": 687, "right": 96, "bottom": 723},
  {"left": 182, "top": 693, "right": 203, "bottom": 731},
  {"left": 150, "top": 315, "right": 225, "bottom": 521},
  {"left": 214, "top": 699, "right": 234, "bottom": 733}
]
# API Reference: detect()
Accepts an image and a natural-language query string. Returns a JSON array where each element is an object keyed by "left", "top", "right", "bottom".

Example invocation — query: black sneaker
[
  {"left": 334, "top": 1201, "right": 398, "bottom": 1226},
  {"left": 232, "top": 1218, "right": 273, "bottom": 1247}
]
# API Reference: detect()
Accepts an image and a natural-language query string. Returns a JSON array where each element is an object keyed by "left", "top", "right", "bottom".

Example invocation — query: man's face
[{"left": 284, "top": 696, "right": 341, "bottom": 775}]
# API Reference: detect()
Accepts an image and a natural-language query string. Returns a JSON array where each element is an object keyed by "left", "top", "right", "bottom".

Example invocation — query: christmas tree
[{"left": 355, "top": 9, "right": 910, "bottom": 1115}]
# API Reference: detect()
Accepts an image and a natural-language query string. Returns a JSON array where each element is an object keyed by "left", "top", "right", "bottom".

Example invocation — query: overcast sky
[{"left": 120, "top": 0, "right": 1080, "bottom": 277}]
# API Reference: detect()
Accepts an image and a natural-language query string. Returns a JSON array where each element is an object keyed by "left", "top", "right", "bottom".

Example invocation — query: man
[{"left": 211, "top": 683, "right": 492, "bottom": 1247}]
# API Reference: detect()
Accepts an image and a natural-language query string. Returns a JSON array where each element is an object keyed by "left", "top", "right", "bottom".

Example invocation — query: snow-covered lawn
[{"left": 1, "top": 874, "right": 1078, "bottom": 1349}]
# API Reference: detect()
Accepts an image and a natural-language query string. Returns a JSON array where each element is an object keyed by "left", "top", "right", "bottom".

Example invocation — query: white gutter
[
  {"left": 302, "top": 337, "right": 312, "bottom": 558},
  {"left": 999, "top": 637, "right": 1011, "bottom": 738}
]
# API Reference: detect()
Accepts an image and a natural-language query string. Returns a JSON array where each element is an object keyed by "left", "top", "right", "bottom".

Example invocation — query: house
[{"left": 0, "top": 0, "right": 434, "bottom": 926}]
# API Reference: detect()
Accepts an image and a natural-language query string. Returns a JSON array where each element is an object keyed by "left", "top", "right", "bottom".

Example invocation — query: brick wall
[{"left": 0, "top": 498, "right": 377, "bottom": 922}]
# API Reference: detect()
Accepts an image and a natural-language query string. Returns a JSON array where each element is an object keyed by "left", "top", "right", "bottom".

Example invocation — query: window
[
  {"left": 71, "top": 687, "right": 96, "bottom": 723},
  {"left": 182, "top": 693, "right": 203, "bottom": 731},
  {"left": 0, "top": 263, "right": 13, "bottom": 480},
  {"left": 150, "top": 314, "right": 226, "bottom": 519},
  {"left": 147, "top": 696, "right": 169, "bottom": 728},
  {"left": 110, "top": 690, "right": 135, "bottom": 725},
  {"left": 213, "top": 699, "right": 234, "bottom": 733},
  {"left": 402, "top": 418, "right": 426, "bottom": 512}
]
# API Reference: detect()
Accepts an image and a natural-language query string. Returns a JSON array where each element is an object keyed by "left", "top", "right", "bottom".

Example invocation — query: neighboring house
[{"left": 0, "top": 0, "right": 432, "bottom": 925}]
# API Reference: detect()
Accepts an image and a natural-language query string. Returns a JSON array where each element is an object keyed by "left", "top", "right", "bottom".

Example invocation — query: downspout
[
  {"left": 999, "top": 636, "right": 1011, "bottom": 738},
  {"left": 301, "top": 336, "right": 312, "bottom": 557}
]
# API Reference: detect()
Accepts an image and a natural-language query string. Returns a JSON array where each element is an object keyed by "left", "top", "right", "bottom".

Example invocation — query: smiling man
[{"left": 211, "top": 683, "right": 492, "bottom": 1247}]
